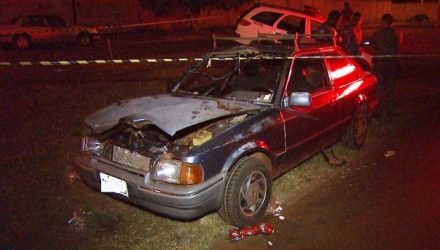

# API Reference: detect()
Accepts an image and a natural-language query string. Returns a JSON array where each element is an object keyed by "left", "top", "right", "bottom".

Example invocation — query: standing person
[
  {"left": 341, "top": 12, "right": 362, "bottom": 55},
  {"left": 315, "top": 10, "right": 341, "bottom": 44},
  {"left": 352, "top": 12, "right": 363, "bottom": 46},
  {"left": 341, "top": 2, "right": 353, "bottom": 25},
  {"left": 371, "top": 13, "right": 400, "bottom": 119}
]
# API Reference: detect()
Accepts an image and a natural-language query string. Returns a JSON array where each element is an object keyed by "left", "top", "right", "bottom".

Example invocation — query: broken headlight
[
  {"left": 80, "top": 136, "right": 103, "bottom": 156},
  {"left": 152, "top": 160, "right": 204, "bottom": 185}
]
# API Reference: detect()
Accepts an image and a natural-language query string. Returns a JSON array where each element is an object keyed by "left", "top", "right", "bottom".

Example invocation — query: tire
[
  {"left": 78, "top": 33, "right": 91, "bottom": 47},
  {"left": 355, "top": 58, "right": 372, "bottom": 72},
  {"left": 14, "top": 35, "right": 30, "bottom": 50},
  {"left": 343, "top": 105, "right": 368, "bottom": 149},
  {"left": 219, "top": 153, "right": 272, "bottom": 227}
]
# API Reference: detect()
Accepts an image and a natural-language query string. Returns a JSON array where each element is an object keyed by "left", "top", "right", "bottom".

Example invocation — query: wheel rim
[
  {"left": 354, "top": 111, "right": 367, "bottom": 145},
  {"left": 80, "top": 36, "right": 90, "bottom": 46},
  {"left": 239, "top": 170, "right": 267, "bottom": 217},
  {"left": 17, "top": 38, "right": 28, "bottom": 49}
]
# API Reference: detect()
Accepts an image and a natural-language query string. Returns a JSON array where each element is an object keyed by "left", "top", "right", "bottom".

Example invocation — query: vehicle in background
[
  {"left": 235, "top": 4, "right": 325, "bottom": 43},
  {"left": 0, "top": 15, "right": 99, "bottom": 49},
  {"left": 407, "top": 14, "right": 429, "bottom": 23},
  {"left": 234, "top": 4, "right": 374, "bottom": 72},
  {"left": 75, "top": 40, "right": 377, "bottom": 227}
]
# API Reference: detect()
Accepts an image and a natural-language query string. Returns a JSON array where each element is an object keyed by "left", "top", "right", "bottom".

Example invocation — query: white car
[
  {"left": 235, "top": 4, "right": 325, "bottom": 42},
  {"left": 235, "top": 4, "right": 373, "bottom": 71},
  {"left": 0, "top": 15, "right": 99, "bottom": 49}
]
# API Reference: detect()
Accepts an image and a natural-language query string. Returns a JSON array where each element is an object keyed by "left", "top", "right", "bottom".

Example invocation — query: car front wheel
[
  {"left": 14, "top": 35, "right": 30, "bottom": 50},
  {"left": 78, "top": 33, "right": 91, "bottom": 47},
  {"left": 219, "top": 153, "right": 272, "bottom": 227}
]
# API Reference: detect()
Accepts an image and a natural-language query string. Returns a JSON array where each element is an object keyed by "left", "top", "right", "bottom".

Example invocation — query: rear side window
[
  {"left": 47, "top": 16, "right": 67, "bottom": 27},
  {"left": 311, "top": 20, "right": 322, "bottom": 33},
  {"left": 324, "top": 50, "right": 362, "bottom": 88},
  {"left": 288, "top": 54, "right": 328, "bottom": 93},
  {"left": 251, "top": 12, "right": 283, "bottom": 26},
  {"left": 23, "top": 16, "right": 46, "bottom": 27},
  {"left": 277, "top": 15, "right": 305, "bottom": 34}
]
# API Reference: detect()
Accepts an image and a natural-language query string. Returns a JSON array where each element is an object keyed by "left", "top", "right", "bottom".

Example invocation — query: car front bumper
[{"left": 74, "top": 153, "right": 226, "bottom": 220}]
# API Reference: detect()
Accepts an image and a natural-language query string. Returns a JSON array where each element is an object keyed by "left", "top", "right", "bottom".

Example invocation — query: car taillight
[{"left": 238, "top": 19, "right": 251, "bottom": 26}]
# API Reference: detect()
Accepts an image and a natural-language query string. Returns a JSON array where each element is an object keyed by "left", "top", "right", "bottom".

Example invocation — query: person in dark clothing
[
  {"left": 341, "top": 19, "right": 359, "bottom": 55},
  {"left": 341, "top": 2, "right": 353, "bottom": 25},
  {"left": 371, "top": 13, "right": 400, "bottom": 119},
  {"left": 315, "top": 10, "right": 341, "bottom": 44},
  {"left": 341, "top": 11, "right": 363, "bottom": 55},
  {"left": 352, "top": 12, "right": 363, "bottom": 46}
]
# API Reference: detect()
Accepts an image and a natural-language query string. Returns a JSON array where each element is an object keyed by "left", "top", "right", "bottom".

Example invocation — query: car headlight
[
  {"left": 80, "top": 136, "right": 103, "bottom": 156},
  {"left": 152, "top": 160, "right": 204, "bottom": 185}
]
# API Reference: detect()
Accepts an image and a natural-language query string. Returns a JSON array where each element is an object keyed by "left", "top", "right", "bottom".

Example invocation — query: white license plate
[{"left": 99, "top": 173, "right": 128, "bottom": 198}]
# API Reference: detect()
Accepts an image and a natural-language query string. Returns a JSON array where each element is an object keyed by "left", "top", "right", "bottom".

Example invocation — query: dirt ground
[{"left": 0, "top": 26, "right": 439, "bottom": 249}]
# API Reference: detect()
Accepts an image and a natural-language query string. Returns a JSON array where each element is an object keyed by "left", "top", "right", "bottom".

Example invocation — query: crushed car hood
[{"left": 85, "top": 94, "right": 262, "bottom": 136}]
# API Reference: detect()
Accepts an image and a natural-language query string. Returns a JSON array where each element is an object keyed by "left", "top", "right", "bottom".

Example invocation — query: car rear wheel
[
  {"left": 78, "top": 33, "right": 91, "bottom": 47},
  {"left": 219, "top": 153, "right": 272, "bottom": 227},
  {"left": 14, "top": 35, "right": 30, "bottom": 50},
  {"left": 343, "top": 105, "right": 368, "bottom": 149}
]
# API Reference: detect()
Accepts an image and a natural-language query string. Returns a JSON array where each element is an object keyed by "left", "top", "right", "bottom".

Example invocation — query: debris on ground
[
  {"left": 267, "top": 199, "right": 284, "bottom": 220},
  {"left": 67, "top": 209, "right": 91, "bottom": 232},
  {"left": 267, "top": 240, "right": 274, "bottom": 246},
  {"left": 384, "top": 150, "right": 396, "bottom": 158},
  {"left": 65, "top": 164, "right": 80, "bottom": 184},
  {"left": 229, "top": 223, "right": 274, "bottom": 241}
]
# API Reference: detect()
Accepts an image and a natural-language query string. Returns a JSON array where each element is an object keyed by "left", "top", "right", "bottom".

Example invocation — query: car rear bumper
[{"left": 74, "top": 153, "right": 226, "bottom": 220}]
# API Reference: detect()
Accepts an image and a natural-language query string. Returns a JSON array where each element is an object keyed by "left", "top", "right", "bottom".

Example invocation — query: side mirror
[{"left": 287, "top": 92, "right": 311, "bottom": 107}]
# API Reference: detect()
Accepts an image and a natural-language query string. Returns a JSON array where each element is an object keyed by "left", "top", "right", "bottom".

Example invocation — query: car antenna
[
  {"left": 294, "top": 32, "right": 299, "bottom": 52},
  {"left": 212, "top": 33, "right": 217, "bottom": 49}
]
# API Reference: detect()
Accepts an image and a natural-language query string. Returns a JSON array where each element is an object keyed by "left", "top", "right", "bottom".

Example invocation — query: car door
[
  {"left": 249, "top": 11, "right": 284, "bottom": 36},
  {"left": 278, "top": 51, "right": 338, "bottom": 173},
  {"left": 322, "top": 49, "right": 365, "bottom": 136},
  {"left": 273, "top": 14, "right": 306, "bottom": 35}
]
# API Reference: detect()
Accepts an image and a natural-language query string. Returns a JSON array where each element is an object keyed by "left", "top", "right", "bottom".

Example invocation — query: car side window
[
  {"left": 277, "top": 15, "right": 305, "bottom": 34},
  {"left": 251, "top": 12, "right": 283, "bottom": 26},
  {"left": 323, "top": 50, "right": 362, "bottom": 88},
  {"left": 22, "top": 16, "right": 32, "bottom": 27},
  {"left": 23, "top": 16, "right": 47, "bottom": 27},
  {"left": 311, "top": 20, "right": 322, "bottom": 34},
  {"left": 47, "top": 16, "right": 67, "bottom": 27},
  {"left": 288, "top": 55, "right": 328, "bottom": 93}
]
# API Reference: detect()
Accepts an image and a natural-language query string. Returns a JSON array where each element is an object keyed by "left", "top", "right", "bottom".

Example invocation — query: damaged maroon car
[{"left": 75, "top": 43, "right": 378, "bottom": 227}]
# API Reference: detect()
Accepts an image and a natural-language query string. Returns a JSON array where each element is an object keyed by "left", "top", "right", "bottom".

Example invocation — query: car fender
[
  {"left": 221, "top": 140, "right": 273, "bottom": 174},
  {"left": 357, "top": 74, "right": 379, "bottom": 115}
]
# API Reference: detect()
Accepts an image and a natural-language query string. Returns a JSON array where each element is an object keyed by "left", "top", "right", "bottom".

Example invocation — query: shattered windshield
[{"left": 174, "top": 54, "right": 285, "bottom": 103}]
